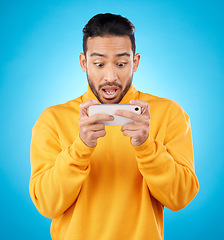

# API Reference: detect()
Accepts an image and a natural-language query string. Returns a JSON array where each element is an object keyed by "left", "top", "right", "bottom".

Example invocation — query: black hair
[{"left": 82, "top": 13, "right": 136, "bottom": 55}]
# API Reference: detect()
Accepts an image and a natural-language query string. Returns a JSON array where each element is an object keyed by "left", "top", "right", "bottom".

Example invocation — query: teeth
[{"left": 105, "top": 90, "right": 116, "bottom": 95}]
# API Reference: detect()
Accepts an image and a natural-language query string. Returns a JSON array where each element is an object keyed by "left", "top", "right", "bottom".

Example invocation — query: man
[{"left": 29, "top": 13, "right": 199, "bottom": 240}]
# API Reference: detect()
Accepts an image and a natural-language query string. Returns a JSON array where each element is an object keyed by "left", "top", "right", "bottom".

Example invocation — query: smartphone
[{"left": 89, "top": 104, "right": 141, "bottom": 126}]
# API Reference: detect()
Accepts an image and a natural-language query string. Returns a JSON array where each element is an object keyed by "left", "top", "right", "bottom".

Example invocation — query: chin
[{"left": 100, "top": 98, "right": 119, "bottom": 104}]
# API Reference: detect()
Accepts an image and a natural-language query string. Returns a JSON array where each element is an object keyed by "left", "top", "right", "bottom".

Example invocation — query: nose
[{"left": 104, "top": 65, "right": 118, "bottom": 82}]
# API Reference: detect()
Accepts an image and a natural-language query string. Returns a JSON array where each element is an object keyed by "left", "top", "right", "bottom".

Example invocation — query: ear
[
  {"left": 79, "top": 53, "right": 87, "bottom": 72},
  {"left": 133, "top": 53, "right": 140, "bottom": 72}
]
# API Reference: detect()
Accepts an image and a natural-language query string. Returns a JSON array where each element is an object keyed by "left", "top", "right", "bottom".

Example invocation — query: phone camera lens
[{"left": 135, "top": 107, "right": 139, "bottom": 111}]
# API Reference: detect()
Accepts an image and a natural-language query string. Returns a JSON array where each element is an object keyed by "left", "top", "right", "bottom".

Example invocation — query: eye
[
  {"left": 117, "top": 62, "right": 127, "bottom": 67},
  {"left": 94, "top": 62, "right": 104, "bottom": 67}
]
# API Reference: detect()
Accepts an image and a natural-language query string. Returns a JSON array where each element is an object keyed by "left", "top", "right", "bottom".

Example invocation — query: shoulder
[
  {"left": 34, "top": 96, "right": 82, "bottom": 127},
  {"left": 138, "top": 91, "right": 189, "bottom": 119},
  {"left": 138, "top": 91, "right": 182, "bottom": 109}
]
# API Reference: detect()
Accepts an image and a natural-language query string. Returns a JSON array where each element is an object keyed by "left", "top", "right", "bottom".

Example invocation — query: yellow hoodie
[{"left": 29, "top": 85, "right": 199, "bottom": 240}]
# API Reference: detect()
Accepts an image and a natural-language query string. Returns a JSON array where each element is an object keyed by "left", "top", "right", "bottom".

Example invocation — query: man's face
[{"left": 79, "top": 36, "right": 140, "bottom": 104}]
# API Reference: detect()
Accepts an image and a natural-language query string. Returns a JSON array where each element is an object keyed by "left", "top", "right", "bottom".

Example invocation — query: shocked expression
[{"left": 79, "top": 36, "right": 140, "bottom": 104}]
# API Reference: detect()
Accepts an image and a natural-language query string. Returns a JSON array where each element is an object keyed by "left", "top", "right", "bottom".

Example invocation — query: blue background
[{"left": 0, "top": 0, "right": 223, "bottom": 239}]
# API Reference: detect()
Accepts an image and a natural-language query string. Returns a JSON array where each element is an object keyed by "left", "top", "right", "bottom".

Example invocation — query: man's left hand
[{"left": 114, "top": 99, "right": 151, "bottom": 146}]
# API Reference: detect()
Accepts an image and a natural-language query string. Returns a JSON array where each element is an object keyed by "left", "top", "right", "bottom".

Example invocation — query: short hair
[{"left": 82, "top": 13, "right": 136, "bottom": 55}]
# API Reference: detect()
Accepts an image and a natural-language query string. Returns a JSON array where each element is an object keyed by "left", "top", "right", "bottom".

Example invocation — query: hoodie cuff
[
  {"left": 69, "top": 135, "right": 96, "bottom": 167},
  {"left": 132, "top": 135, "right": 156, "bottom": 159}
]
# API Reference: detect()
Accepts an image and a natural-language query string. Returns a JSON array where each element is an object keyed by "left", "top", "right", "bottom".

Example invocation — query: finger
[
  {"left": 91, "top": 129, "right": 107, "bottom": 139},
  {"left": 121, "top": 123, "right": 139, "bottom": 132},
  {"left": 89, "top": 123, "right": 105, "bottom": 131},
  {"left": 130, "top": 99, "right": 150, "bottom": 116},
  {"left": 79, "top": 100, "right": 97, "bottom": 117},
  {"left": 82, "top": 113, "right": 114, "bottom": 125},
  {"left": 81, "top": 123, "right": 105, "bottom": 135},
  {"left": 122, "top": 129, "right": 136, "bottom": 138},
  {"left": 114, "top": 109, "right": 142, "bottom": 122},
  {"left": 84, "top": 129, "right": 107, "bottom": 147}
]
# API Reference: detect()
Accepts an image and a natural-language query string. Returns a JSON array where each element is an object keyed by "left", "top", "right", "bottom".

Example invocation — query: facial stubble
[{"left": 87, "top": 73, "right": 133, "bottom": 104}]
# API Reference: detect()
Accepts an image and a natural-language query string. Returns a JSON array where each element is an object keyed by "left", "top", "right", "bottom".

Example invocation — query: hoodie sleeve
[
  {"left": 133, "top": 103, "right": 199, "bottom": 211},
  {"left": 29, "top": 109, "right": 95, "bottom": 219}
]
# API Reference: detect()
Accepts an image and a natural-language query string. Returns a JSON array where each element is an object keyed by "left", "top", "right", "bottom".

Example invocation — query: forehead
[{"left": 86, "top": 36, "right": 133, "bottom": 57}]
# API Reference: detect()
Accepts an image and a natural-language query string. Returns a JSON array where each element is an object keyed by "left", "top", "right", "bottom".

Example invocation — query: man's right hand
[{"left": 79, "top": 100, "right": 114, "bottom": 148}]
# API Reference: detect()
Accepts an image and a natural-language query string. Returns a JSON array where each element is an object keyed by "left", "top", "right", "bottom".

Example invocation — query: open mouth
[
  {"left": 101, "top": 87, "right": 119, "bottom": 99},
  {"left": 103, "top": 89, "right": 117, "bottom": 95}
]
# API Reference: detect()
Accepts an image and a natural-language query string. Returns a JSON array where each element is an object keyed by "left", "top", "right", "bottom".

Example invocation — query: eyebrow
[
  {"left": 90, "top": 52, "right": 131, "bottom": 58},
  {"left": 90, "top": 52, "right": 105, "bottom": 57},
  {"left": 116, "top": 53, "right": 131, "bottom": 57}
]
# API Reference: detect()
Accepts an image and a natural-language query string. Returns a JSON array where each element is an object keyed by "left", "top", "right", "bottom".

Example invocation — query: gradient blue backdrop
[{"left": 1, "top": 0, "right": 223, "bottom": 239}]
